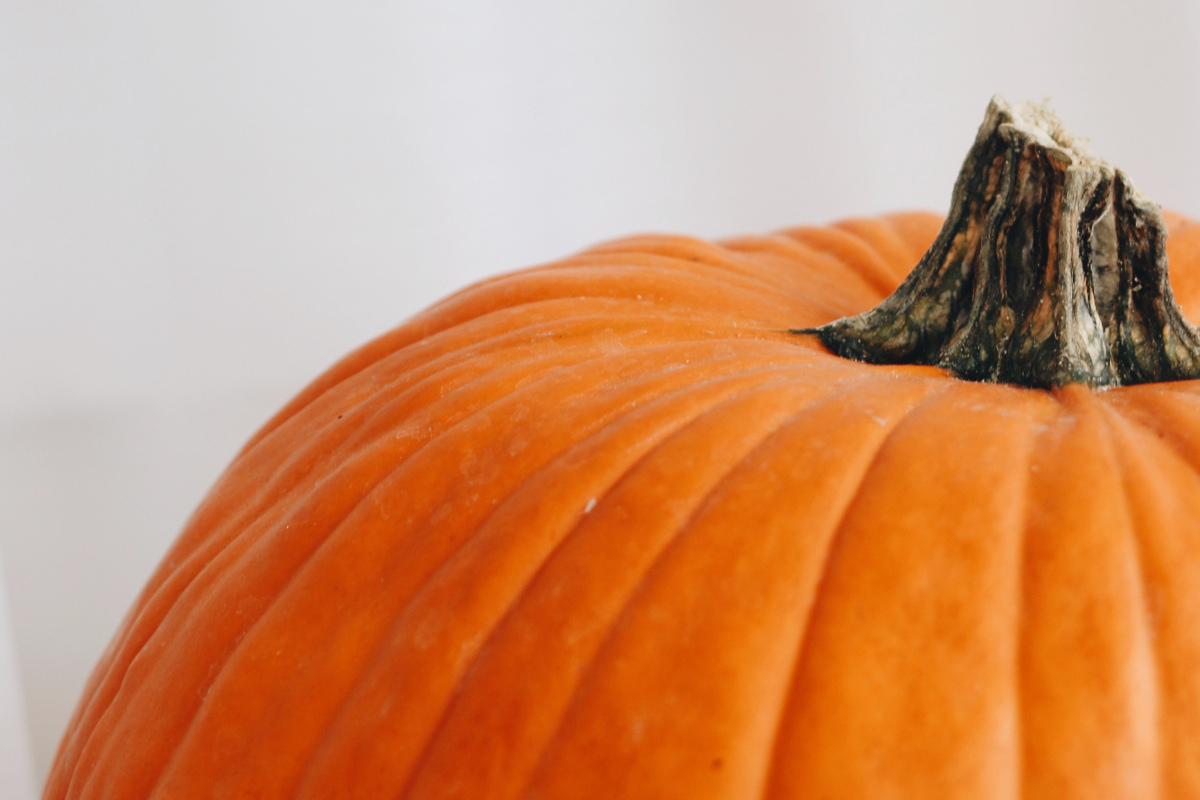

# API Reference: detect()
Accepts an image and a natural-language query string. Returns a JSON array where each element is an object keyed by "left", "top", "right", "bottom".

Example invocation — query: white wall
[
  {"left": 4, "top": 0, "right": 1200, "bottom": 786},
  {"left": 0, "top": 548, "right": 36, "bottom": 800}
]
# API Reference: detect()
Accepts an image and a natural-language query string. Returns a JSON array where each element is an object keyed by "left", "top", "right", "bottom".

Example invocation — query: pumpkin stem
[{"left": 799, "top": 95, "right": 1200, "bottom": 389}]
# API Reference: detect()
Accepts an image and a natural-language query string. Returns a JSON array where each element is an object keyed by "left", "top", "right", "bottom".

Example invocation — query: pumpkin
[{"left": 45, "top": 97, "right": 1200, "bottom": 799}]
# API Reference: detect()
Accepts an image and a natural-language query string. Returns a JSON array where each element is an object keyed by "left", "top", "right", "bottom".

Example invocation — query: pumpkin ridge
[
  {"left": 297, "top": 363, "right": 851, "bottom": 796},
  {"left": 1096, "top": 394, "right": 1161, "bottom": 792},
  {"left": 780, "top": 225, "right": 901, "bottom": 298},
  {"left": 408, "top": 258, "right": 789, "bottom": 324},
  {"left": 1096, "top": 401, "right": 1190, "bottom": 794},
  {"left": 142, "top": 348, "right": 824, "bottom": 799},
  {"left": 1018, "top": 389, "right": 1159, "bottom": 797},
  {"left": 188, "top": 312, "right": 779, "bottom": 599},
  {"left": 576, "top": 234, "right": 780, "bottom": 281},
  {"left": 520, "top": 375, "right": 947, "bottom": 799},
  {"left": 376, "top": 369, "right": 852, "bottom": 800},
  {"left": 1098, "top": 387, "right": 1200, "bottom": 481},
  {"left": 875, "top": 212, "right": 945, "bottom": 267},
  {"left": 196, "top": 320, "right": 618, "bottom": 563},
  {"left": 57, "top": 331, "right": 549, "bottom": 782},
  {"left": 72, "top": 343, "right": 756, "bottom": 798},
  {"left": 241, "top": 291, "right": 748, "bottom": 458},
  {"left": 298, "top": 369, "right": 781, "bottom": 796},
  {"left": 1010, "top": 401, "right": 1035, "bottom": 800},
  {"left": 444, "top": 376, "right": 902, "bottom": 800},
  {"left": 53, "top": 318, "right": 713, "bottom": 793},
  {"left": 833, "top": 218, "right": 922, "bottom": 287},
  {"left": 1104, "top": 402, "right": 1200, "bottom": 794},
  {"left": 721, "top": 233, "right": 888, "bottom": 314},
  {"left": 260, "top": 366, "right": 817, "bottom": 798},
  {"left": 500, "top": 261, "right": 805, "bottom": 315},
  {"left": 711, "top": 239, "right": 882, "bottom": 322},
  {"left": 240, "top": 298, "right": 719, "bottom": 456},
  {"left": 1011, "top": 391, "right": 1076, "bottom": 800},
  {"left": 245, "top": 325, "right": 814, "bottom": 588},
  {"left": 509, "top": 398, "right": 847, "bottom": 800},
  {"left": 764, "top": 383, "right": 1055, "bottom": 798},
  {"left": 758, "top": 380, "right": 957, "bottom": 800},
  {"left": 400, "top": 371, "right": 892, "bottom": 800},
  {"left": 416, "top": 242, "right": 771, "bottom": 318},
  {"left": 259, "top": 312, "right": 743, "bottom": 501}
]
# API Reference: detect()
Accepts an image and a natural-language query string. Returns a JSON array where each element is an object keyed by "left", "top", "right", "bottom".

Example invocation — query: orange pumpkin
[{"left": 46, "top": 98, "right": 1200, "bottom": 799}]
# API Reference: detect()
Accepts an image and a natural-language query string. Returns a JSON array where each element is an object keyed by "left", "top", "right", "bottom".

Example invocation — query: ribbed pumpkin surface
[{"left": 46, "top": 212, "right": 1200, "bottom": 799}]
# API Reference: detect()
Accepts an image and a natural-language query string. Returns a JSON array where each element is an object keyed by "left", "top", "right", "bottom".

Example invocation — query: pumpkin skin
[{"left": 45, "top": 211, "right": 1200, "bottom": 800}]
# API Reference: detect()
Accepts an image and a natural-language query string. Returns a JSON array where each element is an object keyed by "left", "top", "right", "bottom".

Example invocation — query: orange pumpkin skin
[{"left": 45, "top": 212, "right": 1200, "bottom": 799}]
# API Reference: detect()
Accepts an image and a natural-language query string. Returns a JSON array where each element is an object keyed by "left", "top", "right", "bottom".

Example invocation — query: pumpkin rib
[
  {"left": 1094, "top": 395, "right": 1163, "bottom": 794},
  {"left": 756, "top": 389, "right": 927, "bottom": 799},
  {"left": 1018, "top": 388, "right": 1159, "bottom": 798},
  {"left": 297, "top": 369, "right": 798, "bottom": 797},
  {"left": 468, "top": 263, "right": 806, "bottom": 322},
  {"left": 153, "top": 309, "right": 687, "bottom": 580},
  {"left": 1125, "top": 406, "right": 1200, "bottom": 795},
  {"left": 721, "top": 234, "right": 878, "bottom": 291},
  {"left": 576, "top": 235, "right": 799, "bottom": 286},
  {"left": 764, "top": 382, "right": 1056, "bottom": 799},
  {"left": 1011, "top": 398, "right": 1036, "bottom": 800},
  {"left": 513, "top": 388, "right": 874, "bottom": 800},
  {"left": 398, "top": 371, "right": 925, "bottom": 800},
  {"left": 234, "top": 298, "right": 634, "bottom": 471},
  {"left": 1166, "top": 226, "right": 1200, "bottom": 320},
  {"left": 420, "top": 239, "right": 729, "bottom": 299},
  {"left": 874, "top": 212, "right": 945, "bottom": 266},
  {"left": 70, "top": 340, "right": 777, "bottom": 796},
  {"left": 1010, "top": 390, "right": 1085, "bottom": 800},
  {"left": 519, "top": 375, "right": 949, "bottom": 800},
  {"left": 408, "top": 258, "right": 800, "bottom": 326},
  {"left": 141, "top": 350, "right": 840, "bottom": 800},
  {"left": 241, "top": 224, "right": 885, "bottom": 455},
  {"left": 714, "top": 237, "right": 885, "bottom": 320},
  {"left": 71, "top": 430, "right": 409, "bottom": 800},
  {"left": 832, "top": 218, "right": 923, "bottom": 286},
  {"left": 779, "top": 225, "right": 903, "bottom": 298},
  {"left": 242, "top": 296, "right": 757, "bottom": 459},
  {"left": 242, "top": 274, "right": 787, "bottom": 458},
  {"left": 757, "top": 381, "right": 996, "bottom": 800},
  {"left": 220, "top": 309, "right": 748, "bottom": 552},
  {"left": 320, "top": 367, "right": 859, "bottom": 800},
  {"left": 1095, "top": 401, "right": 1200, "bottom": 795},
  {"left": 450, "top": 251, "right": 876, "bottom": 332},
  {"left": 53, "top": 314, "right": 735, "bottom": 796},
  {"left": 647, "top": 240, "right": 874, "bottom": 319},
  {"left": 188, "top": 366, "right": 789, "bottom": 799},
  {"left": 1099, "top": 387, "right": 1200, "bottom": 479},
  {"left": 251, "top": 270, "right": 685, "bottom": 437},
  {"left": 172, "top": 308, "right": 783, "bottom": 616}
]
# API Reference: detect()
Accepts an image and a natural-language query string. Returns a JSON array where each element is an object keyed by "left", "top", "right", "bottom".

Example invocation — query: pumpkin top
[{"left": 803, "top": 95, "right": 1200, "bottom": 389}]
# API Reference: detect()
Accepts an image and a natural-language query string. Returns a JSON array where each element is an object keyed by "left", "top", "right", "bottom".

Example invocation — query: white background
[{"left": 4, "top": 0, "right": 1200, "bottom": 791}]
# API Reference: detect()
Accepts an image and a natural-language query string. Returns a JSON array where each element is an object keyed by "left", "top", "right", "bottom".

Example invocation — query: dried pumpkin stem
[{"left": 801, "top": 96, "right": 1200, "bottom": 389}]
